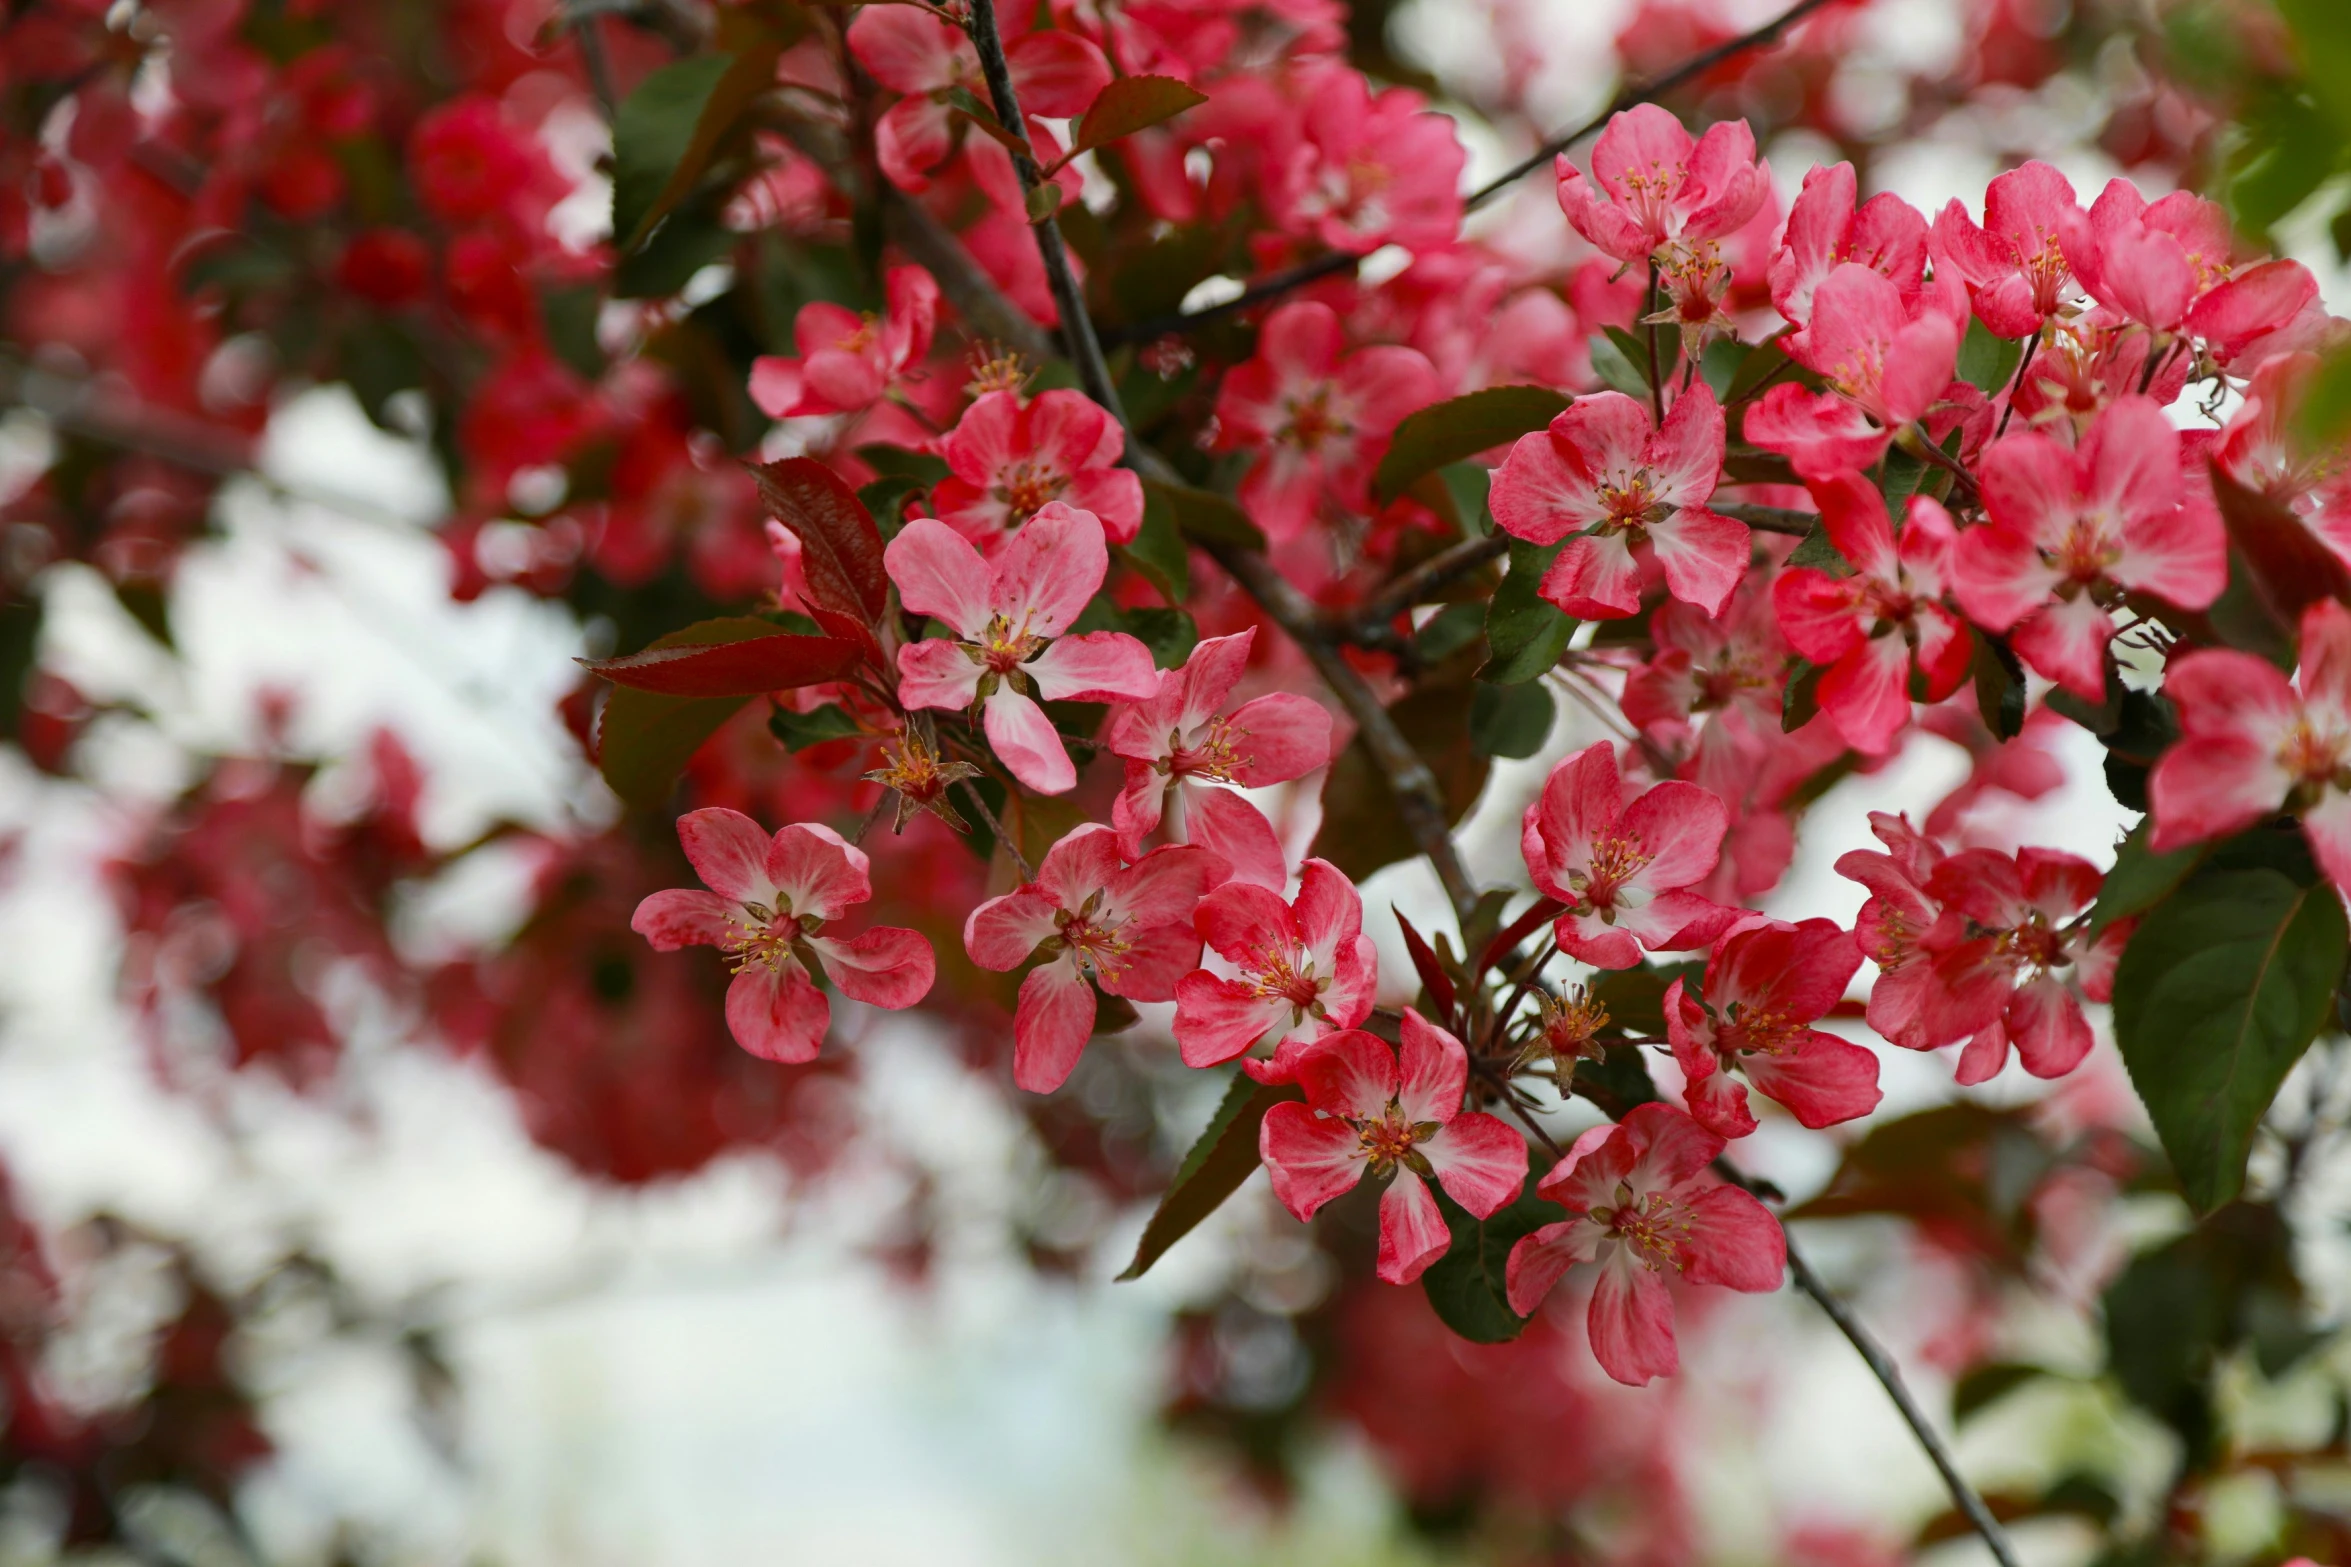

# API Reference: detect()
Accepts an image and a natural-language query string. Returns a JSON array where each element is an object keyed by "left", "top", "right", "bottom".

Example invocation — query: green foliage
[
  {"left": 1421, "top": 1187, "right": 1554, "bottom": 1344},
  {"left": 767, "top": 702, "right": 863, "bottom": 753},
  {"left": 1468, "top": 680, "right": 1553, "bottom": 759},
  {"left": 1371, "top": 386, "right": 1568, "bottom": 505},
  {"left": 1478, "top": 540, "right": 1574, "bottom": 684},
  {"left": 1118, "top": 1071, "right": 1302, "bottom": 1281}
]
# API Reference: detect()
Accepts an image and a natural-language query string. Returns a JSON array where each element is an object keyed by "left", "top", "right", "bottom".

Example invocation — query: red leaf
[
  {"left": 753, "top": 458, "right": 890, "bottom": 628},
  {"left": 1476, "top": 897, "right": 1566, "bottom": 977},
  {"left": 1393, "top": 907, "right": 1459, "bottom": 1027},
  {"left": 583, "top": 619, "right": 862, "bottom": 697}
]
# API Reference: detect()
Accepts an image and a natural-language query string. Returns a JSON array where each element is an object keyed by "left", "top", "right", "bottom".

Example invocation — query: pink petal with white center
[
  {"left": 1489, "top": 425, "right": 1603, "bottom": 547},
  {"left": 1111, "top": 761, "right": 1166, "bottom": 856},
  {"left": 2012, "top": 593, "right": 2116, "bottom": 702},
  {"left": 1099, "top": 919, "right": 1201, "bottom": 1003},
  {"left": 2005, "top": 975, "right": 2092, "bottom": 1079},
  {"left": 1681, "top": 1058, "right": 1758, "bottom": 1140},
  {"left": 725, "top": 961, "right": 831, "bottom": 1064},
  {"left": 1772, "top": 568, "right": 1866, "bottom": 665},
  {"left": 2191, "top": 260, "right": 2320, "bottom": 357},
  {"left": 1377, "top": 1170, "right": 1453, "bottom": 1285},
  {"left": 1588, "top": 1250, "right": 1680, "bottom": 1386},
  {"left": 1646, "top": 505, "right": 1749, "bottom": 615},
  {"left": 994, "top": 502, "right": 1108, "bottom": 636},
  {"left": 1529, "top": 742, "right": 1625, "bottom": 891},
  {"left": 1004, "top": 28, "right": 1112, "bottom": 117},
  {"left": 765, "top": 822, "right": 872, "bottom": 922},
  {"left": 1323, "top": 935, "right": 1378, "bottom": 1030},
  {"left": 885, "top": 519, "right": 996, "bottom": 638},
  {"left": 1588, "top": 103, "right": 1691, "bottom": 217},
  {"left": 678, "top": 808, "right": 779, "bottom": 905},
  {"left": 1812, "top": 470, "right": 1898, "bottom": 580},
  {"left": 1035, "top": 824, "right": 1125, "bottom": 912},
  {"left": 2083, "top": 396, "right": 2182, "bottom": 525},
  {"left": 1772, "top": 162, "right": 1858, "bottom": 325},
  {"left": 1621, "top": 1103, "right": 1725, "bottom": 1188},
  {"left": 1196, "top": 879, "right": 1295, "bottom": 963},
  {"left": 1164, "top": 631, "right": 1252, "bottom": 734},
  {"left": 1540, "top": 531, "right": 1644, "bottom": 619},
  {"left": 1228, "top": 693, "right": 1334, "bottom": 786},
  {"left": 845, "top": 5, "right": 966, "bottom": 92},
  {"left": 1556, "top": 164, "right": 1655, "bottom": 262},
  {"left": 807, "top": 926, "right": 935, "bottom": 1010},
  {"left": 1616, "top": 779, "right": 1729, "bottom": 891},
  {"left": 1648, "top": 382, "right": 1725, "bottom": 506},
  {"left": 1506, "top": 1218, "right": 1603, "bottom": 1315},
  {"left": 2300, "top": 599, "right": 2351, "bottom": 730},
  {"left": 631, "top": 889, "right": 736, "bottom": 951},
  {"left": 1026, "top": 631, "right": 1160, "bottom": 702},
  {"left": 1977, "top": 430, "right": 2076, "bottom": 546},
  {"left": 1292, "top": 858, "right": 1362, "bottom": 964},
  {"left": 1741, "top": 384, "right": 1892, "bottom": 478},
  {"left": 893, "top": 638, "right": 985, "bottom": 713},
  {"left": 1819, "top": 632, "right": 1913, "bottom": 755},
  {"left": 1553, "top": 912, "right": 1645, "bottom": 971},
  {"left": 1012, "top": 954, "right": 1098, "bottom": 1093},
  {"left": 1260, "top": 1101, "right": 1365, "bottom": 1220},
  {"left": 1678, "top": 1185, "right": 1785, "bottom": 1291},
  {"left": 1951, "top": 522, "right": 2063, "bottom": 632},
  {"left": 1880, "top": 313, "right": 1961, "bottom": 426},
  {"left": 1395, "top": 1008, "right": 1468, "bottom": 1125},
  {"left": 1296, "top": 1028, "right": 1400, "bottom": 1119},
  {"left": 1954, "top": 1022, "right": 2010, "bottom": 1086},
  {"left": 2302, "top": 788, "right": 2351, "bottom": 898},
  {"left": 1681, "top": 119, "right": 1769, "bottom": 240},
  {"left": 964, "top": 889, "right": 1062, "bottom": 971},
  {"left": 1915, "top": 603, "right": 1974, "bottom": 701},
  {"left": 799, "top": 348, "right": 884, "bottom": 415},
  {"left": 1022, "top": 389, "right": 1122, "bottom": 475},
  {"left": 939, "top": 390, "right": 1020, "bottom": 488},
  {"left": 1183, "top": 785, "right": 1289, "bottom": 891},
  {"left": 1742, "top": 1030, "right": 1884, "bottom": 1128},
  {"left": 1173, "top": 972, "right": 1287, "bottom": 1067},
  {"left": 1537, "top": 1119, "right": 1641, "bottom": 1209},
  {"left": 1426, "top": 1112, "right": 1527, "bottom": 1217},
  {"left": 1103, "top": 841, "right": 1226, "bottom": 929},
  {"left": 2114, "top": 496, "right": 2227, "bottom": 611}
]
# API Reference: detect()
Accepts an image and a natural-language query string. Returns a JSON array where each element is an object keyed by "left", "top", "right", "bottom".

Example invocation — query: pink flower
[
  {"left": 1666, "top": 917, "right": 1877, "bottom": 1138},
  {"left": 1212, "top": 301, "right": 1440, "bottom": 542},
  {"left": 1173, "top": 858, "right": 1376, "bottom": 1069},
  {"left": 1744, "top": 263, "right": 1961, "bottom": 479},
  {"left": 631, "top": 810, "right": 935, "bottom": 1063},
  {"left": 1772, "top": 473, "right": 1970, "bottom": 755},
  {"left": 1269, "top": 62, "right": 1465, "bottom": 255},
  {"left": 2215, "top": 352, "right": 2351, "bottom": 569},
  {"left": 887, "top": 503, "right": 1160, "bottom": 794},
  {"left": 1489, "top": 384, "right": 1748, "bottom": 620},
  {"left": 2058, "top": 178, "right": 2317, "bottom": 346},
  {"left": 2151, "top": 598, "right": 2351, "bottom": 896},
  {"left": 848, "top": 6, "right": 1110, "bottom": 192},
  {"left": 1103, "top": 629, "right": 1333, "bottom": 888},
  {"left": 1907, "top": 847, "right": 2115, "bottom": 1085},
  {"left": 1833, "top": 811, "right": 1947, "bottom": 1049},
  {"left": 965, "top": 824, "right": 1227, "bottom": 1092},
  {"left": 1504, "top": 1104, "right": 1784, "bottom": 1386},
  {"left": 748, "top": 265, "right": 938, "bottom": 420},
  {"left": 1259, "top": 1012, "right": 1527, "bottom": 1285},
  {"left": 1521, "top": 741, "right": 1737, "bottom": 970},
  {"left": 1950, "top": 395, "right": 2225, "bottom": 701},
  {"left": 1621, "top": 577, "right": 1790, "bottom": 742},
  {"left": 931, "top": 389, "right": 1144, "bottom": 546},
  {"left": 1555, "top": 105, "right": 1771, "bottom": 266},
  {"left": 1931, "top": 161, "right": 2086, "bottom": 339},
  {"left": 1769, "top": 161, "right": 1927, "bottom": 333}
]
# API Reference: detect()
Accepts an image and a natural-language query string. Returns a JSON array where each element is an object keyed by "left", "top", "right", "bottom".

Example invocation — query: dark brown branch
[
  {"left": 1715, "top": 502, "right": 1817, "bottom": 536},
  {"left": 1096, "top": 251, "right": 1362, "bottom": 349},
  {"left": 1344, "top": 535, "right": 1512, "bottom": 635}
]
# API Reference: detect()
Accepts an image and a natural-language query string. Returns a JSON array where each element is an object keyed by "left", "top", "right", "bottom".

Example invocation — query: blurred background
[{"left": 6, "top": 0, "right": 2351, "bottom": 1562}]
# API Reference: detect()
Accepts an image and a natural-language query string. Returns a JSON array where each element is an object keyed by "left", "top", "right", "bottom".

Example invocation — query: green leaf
[
  {"left": 1116, "top": 1072, "right": 1302, "bottom": 1281},
  {"left": 1421, "top": 1186, "right": 1553, "bottom": 1344},
  {"left": 1371, "top": 385, "right": 1569, "bottom": 506},
  {"left": 1570, "top": 1042, "right": 1663, "bottom": 1118},
  {"left": 856, "top": 474, "right": 925, "bottom": 535},
  {"left": 582, "top": 618, "right": 862, "bottom": 696},
  {"left": 1785, "top": 524, "right": 1849, "bottom": 576},
  {"left": 1588, "top": 333, "right": 1649, "bottom": 400},
  {"left": 613, "top": 211, "right": 737, "bottom": 299},
  {"left": 2112, "top": 865, "right": 2350, "bottom": 1212},
  {"left": 1782, "top": 658, "right": 1824, "bottom": 732},
  {"left": 1071, "top": 74, "right": 1209, "bottom": 154},
  {"left": 2088, "top": 819, "right": 2207, "bottom": 937},
  {"left": 595, "top": 621, "right": 773, "bottom": 805},
  {"left": 1124, "top": 606, "right": 1199, "bottom": 668},
  {"left": 1971, "top": 631, "right": 2025, "bottom": 741},
  {"left": 767, "top": 702, "right": 863, "bottom": 753},
  {"left": 1023, "top": 181, "right": 1064, "bottom": 223},
  {"left": 1957, "top": 317, "right": 2023, "bottom": 396},
  {"left": 1603, "top": 324, "right": 1677, "bottom": 390},
  {"left": 854, "top": 445, "right": 951, "bottom": 485},
  {"left": 1144, "top": 479, "right": 1267, "bottom": 552},
  {"left": 612, "top": 43, "right": 784, "bottom": 251},
  {"left": 1479, "top": 540, "right": 1575, "bottom": 684},
  {"left": 1123, "top": 483, "right": 1193, "bottom": 603},
  {"left": 1469, "top": 680, "right": 1553, "bottom": 758},
  {"left": 1414, "top": 602, "right": 1486, "bottom": 664}
]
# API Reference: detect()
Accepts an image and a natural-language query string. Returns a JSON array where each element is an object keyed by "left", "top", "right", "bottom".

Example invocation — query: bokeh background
[{"left": 7, "top": 0, "right": 2351, "bottom": 1561}]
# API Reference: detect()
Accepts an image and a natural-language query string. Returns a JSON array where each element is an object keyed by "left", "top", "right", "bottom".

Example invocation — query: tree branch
[{"left": 1345, "top": 535, "right": 1511, "bottom": 635}]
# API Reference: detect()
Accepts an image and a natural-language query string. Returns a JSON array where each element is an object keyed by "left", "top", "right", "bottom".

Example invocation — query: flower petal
[
  {"left": 1426, "top": 1112, "right": 1528, "bottom": 1218},
  {"left": 678, "top": 808, "right": 778, "bottom": 905},
  {"left": 807, "top": 926, "right": 935, "bottom": 1010},
  {"left": 1012, "top": 955, "right": 1097, "bottom": 1093},
  {"left": 725, "top": 961, "right": 830, "bottom": 1063},
  {"left": 1260, "top": 1100, "right": 1364, "bottom": 1220},
  {"left": 1377, "top": 1170, "right": 1453, "bottom": 1285}
]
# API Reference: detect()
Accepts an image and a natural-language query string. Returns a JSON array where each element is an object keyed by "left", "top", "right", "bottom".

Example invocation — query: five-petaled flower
[
  {"left": 847, "top": 6, "right": 1109, "bottom": 194},
  {"left": 888, "top": 502, "right": 1161, "bottom": 795},
  {"left": 749, "top": 264, "right": 938, "bottom": 421},
  {"left": 1173, "top": 858, "right": 1377, "bottom": 1070},
  {"left": 1555, "top": 104, "right": 1771, "bottom": 267},
  {"left": 631, "top": 809, "right": 936, "bottom": 1063},
  {"left": 1744, "top": 262, "right": 1962, "bottom": 480},
  {"left": 1104, "top": 628, "right": 1333, "bottom": 889},
  {"left": 1260, "top": 1012, "right": 1527, "bottom": 1285},
  {"left": 2151, "top": 598, "right": 2351, "bottom": 896},
  {"left": 1931, "top": 160, "right": 2086, "bottom": 339},
  {"left": 1769, "top": 161, "right": 1927, "bottom": 333},
  {"left": 1504, "top": 1103, "right": 1784, "bottom": 1387},
  {"left": 1520, "top": 742, "right": 1737, "bottom": 970},
  {"left": 1772, "top": 473, "right": 1970, "bottom": 755},
  {"left": 1489, "top": 384, "right": 1749, "bottom": 620},
  {"left": 965, "top": 825, "right": 1228, "bottom": 1092},
  {"left": 2057, "top": 179, "right": 2316, "bottom": 345},
  {"left": 932, "top": 389, "right": 1144, "bottom": 547},
  {"left": 1666, "top": 916, "right": 1878, "bottom": 1138}
]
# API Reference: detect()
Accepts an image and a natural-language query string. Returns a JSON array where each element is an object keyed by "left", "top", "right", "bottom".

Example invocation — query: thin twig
[
  {"left": 570, "top": 8, "right": 620, "bottom": 118},
  {"left": 955, "top": 779, "right": 1034, "bottom": 882},
  {"left": 1346, "top": 535, "right": 1512, "bottom": 634},
  {"left": 1714, "top": 502, "right": 1818, "bottom": 536}
]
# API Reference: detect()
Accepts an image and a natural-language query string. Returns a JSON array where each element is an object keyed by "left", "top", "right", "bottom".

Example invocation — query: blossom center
[
  {"left": 2048, "top": 515, "right": 2122, "bottom": 584},
  {"left": 1614, "top": 164, "right": 1685, "bottom": 241},
  {"left": 974, "top": 614, "right": 1044, "bottom": 676},
  {"left": 993, "top": 459, "right": 1068, "bottom": 522},
  {"left": 1166, "top": 717, "right": 1243, "bottom": 782},
  {"left": 1719, "top": 1001, "right": 1801, "bottom": 1058},
  {"left": 723, "top": 901, "right": 814, "bottom": 975},
  {"left": 1534, "top": 985, "right": 1610, "bottom": 1063},
  {"left": 1353, "top": 1105, "right": 1434, "bottom": 1177},
  {"left": 1281, "top": 386, "right": 1350, "bottom": 453},
  {"left": 1596, "top": 1184, "right": 1691, "bottom": 1272},
  {"left": 1597, "top": 471, "right": 1667, "bottom": 534},
  {"left": 1251, "top": 947, "right": 1325, "bottom": 1012},
  {"left": 2278, "top": 717, "right": 2351, "bottom": 792},
  {"left": 1057, "top": 901, "right": 1133, "bottom": 980},
  {"left": 1572, "top": 831, "right": 1654, "bottom": 916}
]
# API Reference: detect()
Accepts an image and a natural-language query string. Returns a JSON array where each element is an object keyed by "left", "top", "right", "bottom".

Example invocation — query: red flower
[
  {"left": 1260, "top": 1013, "right": 1527, "bottom": 1285},
  {"left": 1489, "top": 383, "right": 1747, "bottom": 620},
  {"left": 1743, "top": 262, "right": 1961, "bottom": 479},
  {"left": 1173, "top": 858, "right": 1376, "bottom": 1069},
  {"left": 1769, "top": 161, "right": 1927, "bottom": 334},
  {"left": 1505, "top": 1104, "right": 1783, "bottom": 1386},
  {"left": 932, "top": 389, "right": 1144, "bottom": 547},
  {"left": 1554, "top": 105, "right": 1770, "bottom": 266},
  {"left": 1931, "top": 161, "right": 2086, "bottom": 339},
  {"left": 1212, "top": 301, "right": 1439, "bottom": 542},
  {"left": 848, "top": 6, "right": 1109, "bottom": 193},
  {"left": 887, "top": 503, "right": 1160, "bottom": 794},
  {"left": 2151, "top": 598, "right": 2351, "bottom": 897},
  {"left": 631, "top": 810, "right": 935, "bottom": 1063},
  {"left": 2058, "top": 178, "right": 2316, "bottom": 346},
  {"left": 1772, "top": 473, "right": 1969, "bottom": 755},
  {"left": 1833, "top": 811, "right": 1947, "bottom": 1050},
  {"left": 1906, "top": 847, "right": 2116, "bottom": 1085},
  {"left": 1268, "top": 62, "right": 1465, "bottom": 255},
  {"left": 748, "top": 265, "right": 939, "bottom": 420},
  {"left": 1951, "top": 395, "right": 2225, "bottom": 701},
  {"left": 1103, "top": 629, "right": 1332, "bottom": 888},
  {"left": 2213, "top": 352, "right": 2351, "bottom": 570},
  {"left": 1666, "top": 917, "right": 1877, "bottom": 1138},
  {"left": 964, "top": 825, "right": 1227, "bottom": 1092},
  {"left": 1520, "top": 742, "right": 1736, "bottom": 970},
  {"left": 408, "top": 96, "right": 549, "bottom": 228}
]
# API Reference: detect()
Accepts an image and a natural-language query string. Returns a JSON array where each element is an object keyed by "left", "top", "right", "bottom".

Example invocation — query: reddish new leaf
[
  {"left": 2209, "top": 460, "right": 2351, "bottom": 624},
  {"left": 583, "top": 617, "right": 862, "bottom": 697},
  {"left": 1393, "top": 907, "right": 1459, "bottom": 1026},
  {"left": 1072, "top": 75, "right": 1208, "bottom": 155},
  {"left": 754, "top": 458, "right": 890, "bottom": 628}
]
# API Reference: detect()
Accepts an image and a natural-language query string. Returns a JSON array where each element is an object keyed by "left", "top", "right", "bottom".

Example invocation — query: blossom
[
  {"left": 1172, "top": 858, "right": 1376, "bottom": 1068},
  {"left": 1488, "top": 384, "right": 1748, "bottom": 620},
  {"left": 1104, "top": 629, "right": 1332, "bottom": 887},
  {"left": 1906, "top": 847, "right": 2116, "bottom": 1084},
  {"left": 749, "top": 265, "right": 938, "bottom": 420},
  {"left": 2213, "top": 352, "right": 2351, "bottom": 568},
  {"left": 931, "top": 388, "right": 1144, "bottom": 546},
  {"left": 1621, "top": 576, "right": 1791, "bottom": 743},
  {"left": 1771, "top": 473, "right": 1970, "bottom": 755},
  {"left": 1504, "top": 1104, "right": 1783, "bottom": 1386},
  {"left": 2058, "top": 178, "right": 2316, "bottom": 345},
  {"left": 1744, "top": 263, "right": 1960, "bottom": 479},
  {"left": 1520, "top": 741, "right": 1736, "bottom": 970},
  {"left": 631, "top": 810, "right": 935, "bottom": 1063},
  {"left": 1769, "top": 161, "right": 1927, "bottom": 332},
  {"left": 848, "top": 6, "right": 1110, "bottom": 192},
  {"left": 2150, "top": 598, "right": 2351, "bottom": 895},
  {"left": 1213, "top": 301, "right": 1439, "bottom": 542},
  {"left": 1555, "top": 104, "right": 1770, "bottom": 266},
  {"left": 888, "top": 503, "right": 1160, "bottom": 794},
  {"left": 1666, "top": 917, "right": 1877, "bottom": 1137},
  {"left": 964, "top": 825, "right": 1227, "bottom": 1092},
  {"left": 1931, "top": 161, "right": 2086, "bottom": 338},
  {"left": 1259, "top": 1012, "right": 1526, "bottom": 1284},
  {"left": 1950, "top": 395, "right": 2226, "bottom": 701},
  {"left": 1269, "top": 62, "right": 1465, "bottom": 255},
  {"left": 1833, "top": 811, "right": 1948, "bottom": 1049}
]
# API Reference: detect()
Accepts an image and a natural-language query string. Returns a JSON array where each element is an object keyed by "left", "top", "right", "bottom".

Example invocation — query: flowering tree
[{"left": 14, "top": 0, "right": 2351, "bottom": 1558}]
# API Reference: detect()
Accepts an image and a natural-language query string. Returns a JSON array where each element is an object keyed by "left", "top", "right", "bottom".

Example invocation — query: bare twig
[
  {"left": 955, "top": 779, "right": 1034, "bottom": 882},
  {"left": 1346, "top": 535, "right": 1511, "bottom": 634},
  {"left": 1714, "top": 502, "right": 1817, "bottom": 536}
]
